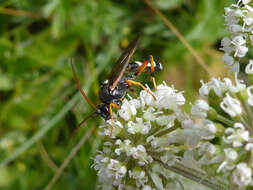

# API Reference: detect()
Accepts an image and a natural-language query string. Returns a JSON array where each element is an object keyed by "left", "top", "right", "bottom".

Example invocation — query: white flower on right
[
  {"left": 220, "top": 93, "right": 242, "bottom": 117},
  {"left": 232, "top": 36, "right": 248, "bottom": 58},
  {"left": 245, "top": 60, "right": 253, "bottom": 74},
  {"left": 221, "top": 0, "right": 253, "bottom": 72},
  {"left": 223, "top": 123, "right": 249, "bottom": 147},
  {"left": 232, "top": 163, "right": 252, "bottom": 187}
]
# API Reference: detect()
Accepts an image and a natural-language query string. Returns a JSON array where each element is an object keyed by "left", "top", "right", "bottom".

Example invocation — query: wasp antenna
[
  {"left": 69, "top": 112, "right": 96, "bottom": 140},
  {"left": 70, "top": 58, "right": 97, "bottom": 110}
]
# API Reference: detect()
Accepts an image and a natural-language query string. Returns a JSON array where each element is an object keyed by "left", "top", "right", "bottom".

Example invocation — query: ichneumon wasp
[{"left": 71, "top": 34, "right": 163, "bottom": 136}]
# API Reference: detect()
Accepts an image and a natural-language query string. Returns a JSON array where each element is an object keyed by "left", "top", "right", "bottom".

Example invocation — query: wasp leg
[
  {"left": 125, "top": 80, "right": 156, "bottom": 100},
  {"left": 135, "top": 60, "right": 148, "bottom": 76},
  {"left": 149, "top": 55, "right": 157, "bottom": 90},
  {"left": 109, "top": 103, "right": 119, "bottom": 136},
  {"left": 135, "top": 55, "right": 157, "bottom": 90}
]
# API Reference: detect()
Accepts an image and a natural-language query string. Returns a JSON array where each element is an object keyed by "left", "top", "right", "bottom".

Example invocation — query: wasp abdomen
[{"left": 127, "top": 60, "right": 163, "bottom": 73}]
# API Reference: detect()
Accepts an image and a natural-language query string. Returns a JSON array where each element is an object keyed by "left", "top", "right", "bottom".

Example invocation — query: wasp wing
[{"left": 108, "top": 33, "right": 141, "bottom": 90}]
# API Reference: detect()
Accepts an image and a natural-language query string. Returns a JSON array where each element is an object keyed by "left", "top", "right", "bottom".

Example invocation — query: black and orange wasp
[{"left": 71, "top": 34, "right": 163, "bottom": 136}]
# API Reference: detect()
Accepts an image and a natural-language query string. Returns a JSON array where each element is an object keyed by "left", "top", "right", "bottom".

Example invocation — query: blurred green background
[{"left": 0, "top": 0, "right": 233, "bottom": 189}]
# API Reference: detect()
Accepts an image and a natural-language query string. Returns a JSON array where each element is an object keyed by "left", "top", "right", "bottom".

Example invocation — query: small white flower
[
  {"left": 198, "top": 142, "right": 217, "bottom": 156},
  {"left": 223, "top": 123, "right": 249, "bottom": 147},
  {"left": 220, "top": 93, "right": 242, "bottom": 117},
  {"left": 199, "top": 78, "right": 233, "bottom": 97},
  {"left": 114, "top": 139, "right": 132, "bottom": 156},
  {"left": 229, "top": 24, "right": 243, "bottom": 33},
  {"left": 241, "top": 0, "right": 251, "bottom": 5},
  {"left": 222, "top": 53, "right": 240, "bottom": 72},
  {"left": 143, "top": 107, "right": 156, "bottom": 121},
  {"left": 225, "top": 148, "right": 238, "bottom": 161},
  {"left": 220, "top": 37, "right": 233, "bottom": 54},
  {"left": 139, "top": 90, "right": 154, "bottom": 107},
  {"left": 154, "top": 83, "right": 185, "bottom": 110},
  {"left": 232, "top": 163, "right": 252, "bottom": 187},
  {"left": 217, "top": 148, "right": 238, "bottom": 173},
  {"left": 202, "top": 120, "right": 217, "bottom": 135},
  {"left": 155, "top": 115, "right": 175, "bottom": 127},
  {"left": 233, "top": 73, "right": 246, "bottom": 92},
  {"left": 245, "top": 60, "right": 253, "bottom": 74},
  {"left": 181, "top": 119, "right": 194, "bottom": 128},
  {"left": 245, "top": 143, "right": 253, "bottom": 151},
  {"left": 118, "top": 99, "right": 137, "bottom": 121},
  {"left": 191, "top": 100, "right": 209, "bottom": 118},
  {"left": 222, "top": 53, "right": 234, "bottom": 66},
  {"left": 199, "top": 80, "right": 210, "bottom": 97},
  {"left": 180, "top": 124, "right": 204, "bottom": 147},
  {"left": 244, "top": 16, "right": 253, "bottom": 26},
  {"left": 93, "top": 156, "right": 127, "bottom": 187},
  {"left": 245, "top": 3, "right": 253, "bottom": 11},
  {"left": 127, "top": 118, "right": 151, "bottom": 134},
  {"left": 130, "top": 145, "right": 153, "bottom": 166},
  {"left": 232, "top": 35, "right": 248, "bottom": 57},
  {"left": 129, "top": 169, "right": 148, "bottom": 187}
]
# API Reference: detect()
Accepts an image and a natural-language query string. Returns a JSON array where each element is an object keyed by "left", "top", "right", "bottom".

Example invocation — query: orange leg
[
  {"left": 136, "top": 60, "right": 148, "bottom": 76},
  {"left": 149, "top": 55, "right": 157, "bottom": 90},
  {"left": 125, "top": 80, "right": 156, "bottom": 100},
  {"left": 109, "top": 103, "right": 119, "bottom": 136},
  {"left": 135, "top": 55, "right": 157, "bottom": 90}
]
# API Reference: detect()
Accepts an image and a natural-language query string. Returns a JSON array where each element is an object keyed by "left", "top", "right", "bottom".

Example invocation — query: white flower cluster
[
  {"left": 221, "top": 0, "right": 253, "bottom": 72},
  {"left": 190, "top": 77, "right": 253, "bottom": 189},
  {"left": 93, "top": 83, "right": 217, "bottom": 190}
]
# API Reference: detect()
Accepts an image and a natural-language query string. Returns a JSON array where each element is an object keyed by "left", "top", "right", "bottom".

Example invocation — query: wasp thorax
[{"left": 99, "top": 75, "right": 133, "bottom": 105}]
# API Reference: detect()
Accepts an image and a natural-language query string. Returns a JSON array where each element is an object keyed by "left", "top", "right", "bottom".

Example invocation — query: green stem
[
  {"left": 240, "top": 117, "right": 253, "bottom": 134},
  {"left": 242, "top": 100, "right": 253, "bottom": 128},
  {"left": 154, "top": 125, "right": 180, "bottom": 137},
  {"left": 248, "top": 74, "right": 253, "bottom": 85},
  {"left": 215, "top": 114, "right": 234, "bottom": 127},
  {"left": 155, "top": 159, "right": 229, "bottom": 190}
]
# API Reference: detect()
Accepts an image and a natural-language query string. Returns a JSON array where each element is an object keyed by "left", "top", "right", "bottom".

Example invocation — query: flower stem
[
  {"left": 154, "top": 125, "right": 180, "bottom": 137},
  {"left": 248, "top": 75, "right": 253, "bottom": 85},
  {"left": 240, "top": 117, "right": 253, "bottom": 134},
  {"left": 215, "top": 114, "right": 234, "bottom": 127},
  {"left": 242, "top": 100, "right": 253, "bottom": 129},
  {"left": 155, "top": 159, "right": 229, "bottom": 190}
]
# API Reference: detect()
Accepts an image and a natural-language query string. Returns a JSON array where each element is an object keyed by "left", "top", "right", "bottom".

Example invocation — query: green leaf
[{"left": 0, "top": 74, "right": 13, "bottom": 91}]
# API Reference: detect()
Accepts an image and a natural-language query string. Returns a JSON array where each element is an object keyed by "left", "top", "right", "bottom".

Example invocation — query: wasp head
[{"left": 96, "top": 103, "right": 110, "bottom": 120}]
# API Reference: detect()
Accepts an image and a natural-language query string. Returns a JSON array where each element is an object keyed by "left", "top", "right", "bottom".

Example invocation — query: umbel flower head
[
  {"left": 93, "top": 83, "right": 228, "bottom": 190},
  {"left": 190, "top": 76, "right": 253, "bottom": 189}
]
